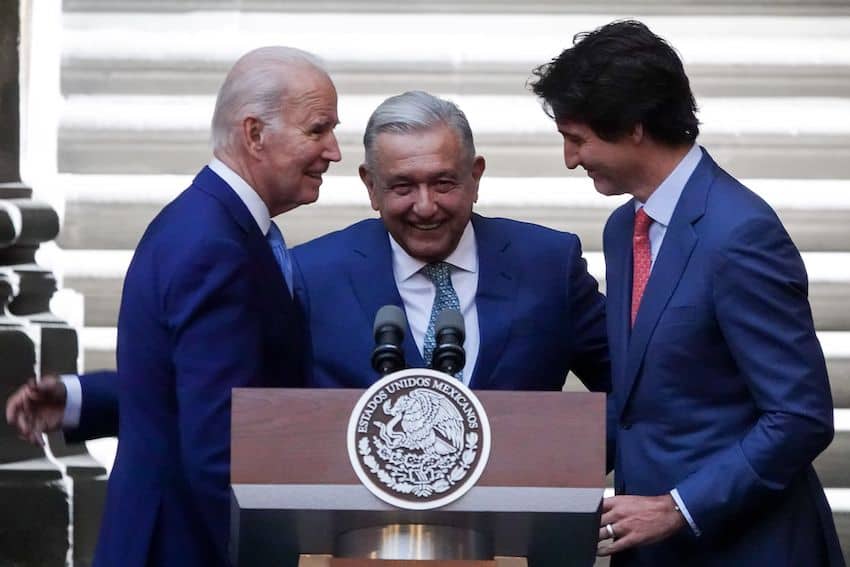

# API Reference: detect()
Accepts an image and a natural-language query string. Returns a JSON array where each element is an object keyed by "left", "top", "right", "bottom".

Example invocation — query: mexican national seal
[{"left": 347, "top": 368, "right": 491, "bottom": 510}]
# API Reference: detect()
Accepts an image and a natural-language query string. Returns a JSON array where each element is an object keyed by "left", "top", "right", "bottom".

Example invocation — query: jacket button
[{"left": 621, "top": 422, "right": 632, "bottom": 430}]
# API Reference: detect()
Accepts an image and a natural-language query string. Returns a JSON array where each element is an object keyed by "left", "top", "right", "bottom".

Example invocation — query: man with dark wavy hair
[{"left": 533, "top": 20, "right": 842, "bottom": 566}]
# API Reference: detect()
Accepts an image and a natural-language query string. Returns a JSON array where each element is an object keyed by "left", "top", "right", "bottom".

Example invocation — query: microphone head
[
  {"left": 435, "top": 308, "right": 465, "bottom": 342},
  {"left": 373, "top": 305, "right": 407, "bottom": 339}
]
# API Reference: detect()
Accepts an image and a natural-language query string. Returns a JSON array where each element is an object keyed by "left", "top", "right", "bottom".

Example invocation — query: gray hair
[
  {"left": 211, "top": 46, "right": 326, "bottom": 152},
  {"left": 363, "top": 91, "right": 476, "bottom": 169}
]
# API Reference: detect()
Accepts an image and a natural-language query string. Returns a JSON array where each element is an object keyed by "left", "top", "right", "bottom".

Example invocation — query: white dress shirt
[
  {"left": 633, "top": 144, "right": 703, "bottom": 266},
  {"left": 389, "top": 222, "right": 480, "bottom": 384},
  {"left": 208, "top": 157, "right": 272, "bottom": 235},
  {"left": 632, "top": 143, "right": 704, "bottom": 536},
  {"left": 62, "top": 158, "right": 275, "bottom": 428}
]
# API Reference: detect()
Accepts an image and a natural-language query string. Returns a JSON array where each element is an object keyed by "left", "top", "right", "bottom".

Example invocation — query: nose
[
  {"left": 412, "top": 185, "right": 438, "bottom": 218},
  {"left": 563, "top": 140, "right": 580, "bottom": 170},
  {"left": 323, "top": 132, "right": 342, "bottom": 162}
]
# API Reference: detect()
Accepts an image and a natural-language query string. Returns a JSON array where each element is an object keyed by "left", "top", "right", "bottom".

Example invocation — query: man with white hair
[
  {"left": 105, "top": 45, "right": 339, "bottom": 567},
  {"left": 11, "top": 46, "right": 340, "bottom": 567}
]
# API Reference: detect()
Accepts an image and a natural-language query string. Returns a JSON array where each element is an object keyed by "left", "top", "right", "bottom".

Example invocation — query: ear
[
  {"left": 630, "top": 123, "right": 644, "bottom": 144},
  {"left": 470, "top": 156, "right": 485, "bottom": 203},
  {"left": 242, "top": 116, "right": 265, "bottom": 158},
  {"left": 359, "top": 164, "right": 381, "bottom": 212}
]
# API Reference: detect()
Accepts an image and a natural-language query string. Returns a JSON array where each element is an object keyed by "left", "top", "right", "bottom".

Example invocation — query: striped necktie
[
  {"left": 266, "top": 222, "right": 294, "bottom": 297},
  {"left": 421, "top": 261, "right": 462, "bottom": 377}
]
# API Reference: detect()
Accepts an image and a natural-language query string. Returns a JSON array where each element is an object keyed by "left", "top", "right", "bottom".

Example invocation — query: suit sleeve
[
  {"left": 165, "top": 238, "right": 269, "bottom": 556},
  {"left": 565, "top": 234, "right": 611, "bottom": 394},
  {"left": 65, "top": 370, "right": 120, "bottom": 443},
  {"left": 673, "top": 217, "right": 834, "bottom": 537}
]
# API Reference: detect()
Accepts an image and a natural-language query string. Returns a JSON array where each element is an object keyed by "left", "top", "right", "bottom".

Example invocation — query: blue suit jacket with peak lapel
[
  {"left": 90, "top": 167, "right": 307, "bottom": 567},
  {"left": 292, "top": 213, "right": 610, "bottom": 393},
  {"left": 604, "top": 149, "right": 843, "bottom": 566}
]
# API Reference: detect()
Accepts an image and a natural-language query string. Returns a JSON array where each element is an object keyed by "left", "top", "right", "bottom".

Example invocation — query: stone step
[
  {"left": 56, "top": 175, "right": 850, "bottom": 252},
  {"left": 58, "top": 95, "right": 850, "bottom": 178},
  {"left": 59, "top": 248, "right": 850, "bottom": 332},
  {"left": 818, "top": 412, "right": 850, "bottom": 487},
  {"left": 62, "top": 0, "right": 850, "bottom": 17},
  {"left": 61, "top": 13, "right": 850, "bottom": 97},
  {"left": 70, "top": 329, "right": 850, "bottom": 475},
  {"left": 835, "top": 504, "right": 850, "bottom": 564},
  {"left": 67, "top": 57, "right": 850, "bottom": 99},
  {"left": 77, "top": 324, "right": 850, "bottom": 408}
]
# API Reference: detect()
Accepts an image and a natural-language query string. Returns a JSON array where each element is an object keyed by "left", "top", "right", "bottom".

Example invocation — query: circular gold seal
[{"left": 347, "top": 368, "right": 491, "bottom": 510}]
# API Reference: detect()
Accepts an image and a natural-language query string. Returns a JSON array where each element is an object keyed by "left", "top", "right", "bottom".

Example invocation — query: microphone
[
  {"left": 371, "top": 305, "right": 407, "bottom": 376},
  {"left": 432, "top": 309, "right": 466, "bottom": 376}
]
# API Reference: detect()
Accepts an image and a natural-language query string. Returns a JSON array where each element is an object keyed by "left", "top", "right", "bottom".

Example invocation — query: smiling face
[
  {"left": 361, "top": 124, "right": 485, "bottom": 263},
  {"left": 557, "top": 119, "right": 642, "bottom": 197},
  {"left": 251, "top": 67, "right": 341, "bottom": 215}
]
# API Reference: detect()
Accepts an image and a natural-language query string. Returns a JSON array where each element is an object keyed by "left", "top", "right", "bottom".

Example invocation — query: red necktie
[{"left": 631, "top": 207, "right": 653, "bottom": 327}]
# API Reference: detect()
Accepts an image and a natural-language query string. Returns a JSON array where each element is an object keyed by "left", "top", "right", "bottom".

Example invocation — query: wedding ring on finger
[{"left": 605, "top": 523, "right": 617, "bottom": 540}]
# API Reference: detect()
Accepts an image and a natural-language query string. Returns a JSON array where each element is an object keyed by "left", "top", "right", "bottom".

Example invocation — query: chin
[
  {"left": 593, "top": 181, "right": 619, "bottom": 197},
  {"left": 298, "top": 188, "right": 321, "bottom": 205}
]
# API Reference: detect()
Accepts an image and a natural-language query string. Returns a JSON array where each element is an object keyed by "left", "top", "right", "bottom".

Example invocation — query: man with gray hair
[
  {"left": 7, "top": 46, "right": 340, "bottom": 566},
  {"left": 295, "top": 90, "right": 610, "bottom": 394}
]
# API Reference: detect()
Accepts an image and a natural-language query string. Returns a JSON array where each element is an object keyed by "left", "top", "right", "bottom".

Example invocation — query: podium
[{"left": 231, "top": 388, "right": 605, "bottom": 566}]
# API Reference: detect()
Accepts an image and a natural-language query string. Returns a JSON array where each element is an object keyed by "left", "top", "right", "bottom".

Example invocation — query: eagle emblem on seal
[
  {"left": 347, "top": 369, "right": 491, "bottom": 510},
  {"left": 377, "top": 388, "right": 464, "bottom": 457}
]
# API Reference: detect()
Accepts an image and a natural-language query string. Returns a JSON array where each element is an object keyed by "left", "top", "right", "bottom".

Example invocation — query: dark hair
[{"left": 530, "top": 20, "right": 698, "bottom": 145}]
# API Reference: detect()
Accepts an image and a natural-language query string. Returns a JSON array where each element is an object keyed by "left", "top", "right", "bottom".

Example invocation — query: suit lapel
[
  {"left": 605, "top": 203, "right": 635, "bottom": 414},
  {"left": 193, "top": 166, "right": 304, "bottom": 371},
  {"left": 193, "top": 165, "right": 289, "bottom": 298},
  {"left": 469, "top": 215, "right": 519, "bottom": 388},
  {"left": 619, "top": 152, "right": 714, "bottom": 415},
  {"left": 193, "top": 166, "right": 257, "bottom": 235},
  {"left": 348, "top": 221, "right": 424, "bottom": 368}
]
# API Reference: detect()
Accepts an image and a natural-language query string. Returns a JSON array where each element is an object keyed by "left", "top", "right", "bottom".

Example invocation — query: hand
[
  {"left": 5, "top": 375, "right": 67, "bottom": 445},
  {"left": 597, "top": 494, "right": 686, "bottom": 556}
]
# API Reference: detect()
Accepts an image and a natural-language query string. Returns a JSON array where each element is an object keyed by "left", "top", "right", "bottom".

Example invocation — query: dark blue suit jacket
[
  {"left": 604, "top": 150, "right": 843, "bottom": 566},
  {"left": 90, "top": 167, "right": 306, "bottom": 567},
  {"left": 292, "top": 214, "right": 610, "bottom": 393}
]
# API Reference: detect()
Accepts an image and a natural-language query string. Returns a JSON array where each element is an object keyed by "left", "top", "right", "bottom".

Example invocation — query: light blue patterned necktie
[
  {"left": 421, "top": 262, "right": 462, "bottom": 377},
  {"left": 266, "top": 222, "right": 293, "bottom": 297}
]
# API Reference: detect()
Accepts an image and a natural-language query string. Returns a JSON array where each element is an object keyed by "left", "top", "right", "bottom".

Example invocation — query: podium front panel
[{"left": 231, "top": 389, "right": 606, "bottom": 567}]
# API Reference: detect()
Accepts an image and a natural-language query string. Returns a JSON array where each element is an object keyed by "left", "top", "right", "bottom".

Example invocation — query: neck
[
  {"left": 214, "top": 149, "right": 275, "bottom": 214},
  {"left": 630, "top": 143, "right": 693, "bottom": 203}
]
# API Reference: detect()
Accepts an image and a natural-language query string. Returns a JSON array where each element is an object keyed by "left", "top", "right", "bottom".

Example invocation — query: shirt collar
[
  {"left": 389, "top": 221, "right": 478, "bottom": 281},
  {"left": 634, "top": 144, "right": 702, "bottom": 226},
  {"left": 208, "top": 157, "right": 272, "bottom": 235}
]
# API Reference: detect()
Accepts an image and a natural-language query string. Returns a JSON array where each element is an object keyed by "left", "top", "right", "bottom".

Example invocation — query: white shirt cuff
[
  {"left": 60, "top": 374, "right": 82, "bottom": 429},
  {"left": 671, "top": 488, "right": 701, "bottom": 537}
]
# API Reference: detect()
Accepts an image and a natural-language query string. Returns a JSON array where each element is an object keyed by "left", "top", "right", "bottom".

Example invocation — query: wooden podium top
[
  {"left": 232, "top": 389, "right": 604, "bottom": 489},
  {"left": 329, "top": 561, "right": 495, "bottom": 567}
]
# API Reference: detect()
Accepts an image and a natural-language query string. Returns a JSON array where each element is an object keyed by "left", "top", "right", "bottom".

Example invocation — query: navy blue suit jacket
[
  {"left": 292, "top": 214, "right": 610, "bottom": 393},
  {"left": 604, "top": 150, "right": 842, "bottom": 566},
  {"left": 91, "top": 167, "right": 306, "bottom": 567}
]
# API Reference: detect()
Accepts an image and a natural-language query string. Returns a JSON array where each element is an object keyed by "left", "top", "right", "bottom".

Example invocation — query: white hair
[
  {"left": 362, "top": 91, "right": 476, "bottom": 170},
  {"left": 211, "top": 46, "right": 327, "bottom": 153}
]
